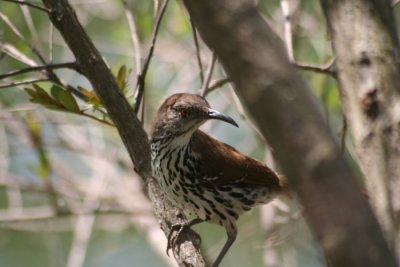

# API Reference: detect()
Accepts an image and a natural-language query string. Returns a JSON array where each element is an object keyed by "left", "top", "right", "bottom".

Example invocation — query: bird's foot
[{"left": 166, "top": 219, "right": 203, "bottom": 256}]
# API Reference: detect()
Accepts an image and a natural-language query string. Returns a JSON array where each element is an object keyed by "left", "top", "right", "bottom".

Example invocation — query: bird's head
[{"left": 150, "top": 93, "right": 238, "bottom": 140}]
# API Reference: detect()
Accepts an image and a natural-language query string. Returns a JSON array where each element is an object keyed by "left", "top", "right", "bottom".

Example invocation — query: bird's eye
[{"left": 180, "top": 108, "right": 189, "bottom": 117}]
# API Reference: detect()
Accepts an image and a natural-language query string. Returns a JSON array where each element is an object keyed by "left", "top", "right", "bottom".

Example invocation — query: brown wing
[{"left": 190, "top": 131, "right": 285, "bottom": 193}]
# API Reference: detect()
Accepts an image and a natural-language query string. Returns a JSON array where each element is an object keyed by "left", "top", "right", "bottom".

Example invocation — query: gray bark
[
  {"left": 321, "top": 0, "right": 400, "bottom": 259},
  {"left": 183, "top": 0, "right": 397, "bottom": 266}
]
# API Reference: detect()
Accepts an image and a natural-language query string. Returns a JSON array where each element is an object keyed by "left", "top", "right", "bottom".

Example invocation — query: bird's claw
[
  {"left": 166, "top": 223, "right": 183, "bottom": 256},
  {"left": 166, "top": 221, "right": 202, "bottom": 256}
]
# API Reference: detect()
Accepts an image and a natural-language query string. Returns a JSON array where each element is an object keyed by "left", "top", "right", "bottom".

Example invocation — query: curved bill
[{"left": 207, "top": 109, "right": 239, "bottom": 127}]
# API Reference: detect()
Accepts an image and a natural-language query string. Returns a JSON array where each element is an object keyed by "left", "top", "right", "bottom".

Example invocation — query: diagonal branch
[
  {"left": 183, "top": 0, "right": 396, "bottom": 267},
  {"left": 40, "top": 1, "right": 205, "bottom": 266},
  {"left": 122, "top": 0, "right": 141, "bottom": 76},
  {"left": 190, "top": 18, "right": 205, "bottom": 84},
  {"left": 133, "top": 0, "right": 170, "bottom": 115},
  {"left": 199, "top": 52, "right": 216, "bottom": 96},
  {"left": 203, "top": 77, "right": 232, "bottom": 96}
]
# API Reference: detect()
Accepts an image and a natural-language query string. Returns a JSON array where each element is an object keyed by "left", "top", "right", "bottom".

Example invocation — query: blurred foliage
[{"left": 0, "top": 0, "right": 389, "bottom": 266}]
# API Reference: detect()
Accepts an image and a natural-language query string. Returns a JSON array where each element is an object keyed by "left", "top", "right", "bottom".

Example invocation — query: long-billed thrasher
[{"left": 150, "top": 93, "right": 286, "bottom": 267}]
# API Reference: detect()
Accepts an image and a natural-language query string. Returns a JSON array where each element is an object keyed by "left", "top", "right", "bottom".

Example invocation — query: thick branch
[
  {"left": 183, "top": 0, "right": 397, "bottom": 266},
  {"left": 40, "top": 0, "right": 204, "bottom": 266},
  {"left": 320, "top": 0, "right": 400, "bottom": 259}
]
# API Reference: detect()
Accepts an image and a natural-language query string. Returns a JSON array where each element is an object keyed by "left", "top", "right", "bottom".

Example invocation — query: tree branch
[
  {"left": 203, "top": 77, "right": 232, "bottom": 96},
  {"left": 280, "top": 0, "right": 294, "bottom": 61},
  {"left": 294, "top": 59, "right": 336, "bottom": 77},
  {"left": 199, "top": 52, "right": 216, "bottom": 96},
  {"left": 1, "top": 0, "right": 50, "bottom": 13},
  {"left": 278, "top": 0, "right": 336, "bottom": 77},
  {"left": 122, "top": 0, "right": 141, "bottom": 76},
  {"left": 0, "top": 78, "right": 50, "bottom": 89},
  {"left": 133, "top": 0, "right": 169, "bottom": 115},
  {"left": 0, "top": 62, "right": 79, "bottom": 80},
  {"left": 40, "top": 0, "right": 205, "bottom": 266},
  {"left": 79, "top": 112, "right": 114, "bottom": 127},
  {"left": 183, "top": 0, "right": 397, "bottom": 266},
  {"left": 321, "top": 0, "right": 400, "bottom": 260},
  {"left": 190, "top": 18, "right": 205, "bottom": 84}
]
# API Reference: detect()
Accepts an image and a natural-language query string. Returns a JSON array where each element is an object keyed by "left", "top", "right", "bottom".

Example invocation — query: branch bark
[
  {"left": 40, "top": 1, "right": 205, "bottom": 266},
  {"left": 182, "top": 0, "right": 397, "bottom": 266},
  {"left": 320, "top": 0, "right": 400, "bottom": 259}
]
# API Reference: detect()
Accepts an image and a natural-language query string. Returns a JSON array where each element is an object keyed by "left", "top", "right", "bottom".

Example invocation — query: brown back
[{"left": 190, "top": 131, "right": 284, "bottom": 193}]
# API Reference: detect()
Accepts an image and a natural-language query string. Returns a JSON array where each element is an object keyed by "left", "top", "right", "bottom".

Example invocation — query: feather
[{"left": 190, "top": 130, "right": 285, "bottom": 193}]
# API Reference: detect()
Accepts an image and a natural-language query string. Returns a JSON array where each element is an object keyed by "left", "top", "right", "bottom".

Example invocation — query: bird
[{"left": 150, "top": 93, "right": 287, "bottom": 267}]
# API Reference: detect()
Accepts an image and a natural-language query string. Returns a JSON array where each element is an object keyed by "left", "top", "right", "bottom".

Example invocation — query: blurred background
[{"left": 0, "top": 0, "right": 383, "bottom": 266}]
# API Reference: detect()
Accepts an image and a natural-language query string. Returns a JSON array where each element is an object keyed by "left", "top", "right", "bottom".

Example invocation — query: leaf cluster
[{"left": 25, "top": 84, "right": 80, "bottom": 113}]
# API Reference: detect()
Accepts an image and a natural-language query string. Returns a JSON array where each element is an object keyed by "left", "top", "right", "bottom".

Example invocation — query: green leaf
[
  {"left": 116, "top": 65, "right": 127, "bottom": 91},
  {"left": 30, "top": 98, "right": 65, "bottom": 111},
  {"left": 24, "top": 88, "right": 38, "bottom": 98},
  {"left": 51, "top": 85, "right": 80, "bottom": 113},
  {"left": 79, "top": 86, "right": 102, "bottom": 108},
  {"left": 25, "top": 85, "right": 64, "bottom": 110},
  {"left": 33, "top": 84, "right": 55, "bottom": 102},
  {"left": 50, "top": 84, "right": 62, "bottom": 99}
]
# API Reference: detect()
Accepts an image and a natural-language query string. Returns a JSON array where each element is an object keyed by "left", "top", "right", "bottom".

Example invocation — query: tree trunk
[
  {"left": 321, "top": 0, "right": 400, "bottom": 259},
  {"left": 183, "top": 0, "right": 397, "bottom": 266}
]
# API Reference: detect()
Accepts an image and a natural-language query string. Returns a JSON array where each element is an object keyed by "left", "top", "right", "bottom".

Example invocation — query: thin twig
[
  {"left": 280, "top": 0, "right": 293, "bottom": 61},
  {"left": 278, "top": 0, "right": 337, "bottom": 77},
  {"left": 0, "top": 0, "right": 49, "bottom": 13},
  {"left": 122, "top": 0, "right": 141, "bottom": 76},
  {"left": 0, "top": 126, "right": 23, "bottom": 215},
  {"left": 203, "top": 77, "right": 232, "bottom": 96},
  {"left": 20, "top": 4, "right": 40, "bottom": 45},
  {"left": 0, "top": 206, "right": 138, "bottom": 223},
  {"left": 49, "top": 23, "right": 54, "bottom": 62},
  {"left": 66, "top": 214, "right": 95, "bottom": 267},
  {"left": 0, "top": 43, "right": 37, "bottom": 66},
  {"left": 66, "top": 126, "right": 108, "bottom": 267},
  {"left": 133, "top": 0, "right": 170, "bottom": 115},
  {"left": 190, "top": 18, "right": 204, "bottom": 84},
  {"left": 295, "top": 58, "right": 336, "bottom": 77},
  {"left": 0, "top": 62, "right": 78, "bottom": 80},
  {"left": 153, "top": 0, "right": 160, "bottom": 17},
  {"left": 0, "top": 78, "right": 50, "bottom": 89},
  {"left": 79, "top": 112, "right": 114, "bottom": 127},
  {"left": 0, "top": 10, "right": 48, "bottom": 66},
  {"left": 0, "top": 6, "right": 83, "bottom": 101},
  {"left": 0, "top": 11, "right": 25, "bottom": 40},
  {"left": 200, "top": 52, "right": 217, "bottom": 96},
  {"left": 0, "top": 7, "right": 84, "bottom": 103}
]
